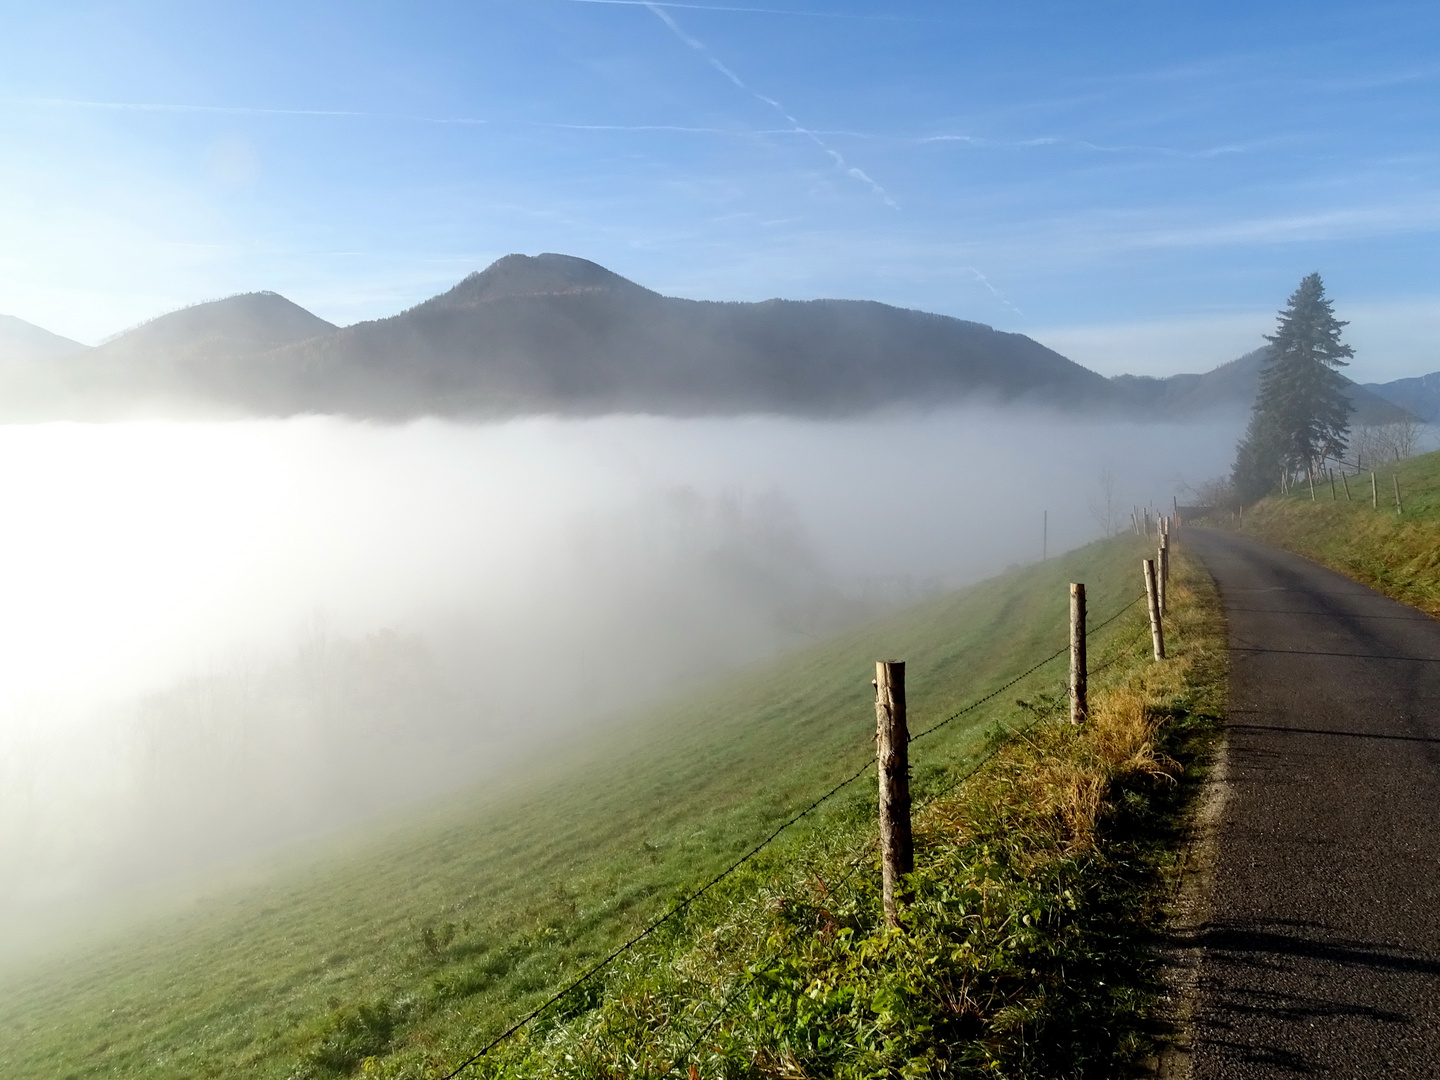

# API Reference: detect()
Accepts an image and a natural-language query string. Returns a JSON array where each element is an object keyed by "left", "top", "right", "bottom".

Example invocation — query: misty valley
[{"left": 0, "top": 410, "right": 1239, "bottom": 937}]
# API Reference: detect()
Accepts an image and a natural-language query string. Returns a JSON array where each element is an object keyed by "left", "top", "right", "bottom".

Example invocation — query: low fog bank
[{"left": 0, "top": 408, "right": 1243, "bottom": 948}]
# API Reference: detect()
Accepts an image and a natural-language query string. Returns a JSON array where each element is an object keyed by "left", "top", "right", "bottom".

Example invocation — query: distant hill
[
  {"left": 1112, "top": 347, "right": 1412, "bottom": 425},
  {"left": 214, "top": 255, "right": 1119, "bottom": 418},
  {"left": 0, "top": 256, "right": 1115, "bottom": 419},
  {"left": 0, "top": 314, "right": 87, "bottom": 365},
  {"left": 1364, "top": 372, "right": 1440, "bottom": 422},
  {"left": 1, "top": 292, "right": 336, "bottom": 418},
  {"left": 92, "top": 290, "right": 337, "bottom": 366}
]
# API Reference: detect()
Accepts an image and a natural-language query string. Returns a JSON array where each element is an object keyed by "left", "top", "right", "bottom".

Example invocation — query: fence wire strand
[
  {"left": 909, "top": 592, "right": 1144, "bottom": 745},
  {"left": 439, "top": 589, "right": 1148, "bottom": 1077},
  {"left": 672, "top": 605, "right": 1146, "bottom": 1078}
]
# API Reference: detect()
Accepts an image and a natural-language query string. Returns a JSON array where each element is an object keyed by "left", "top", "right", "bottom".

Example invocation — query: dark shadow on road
[
  {"left": 1229, "top": 722, "right": 1440, "bottom": 745},
  {"left": 1229, "top": 646, "right": 1440, "bottom": 662}
]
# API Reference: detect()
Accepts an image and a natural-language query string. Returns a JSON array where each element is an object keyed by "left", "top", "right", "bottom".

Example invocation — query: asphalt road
[{"left": 1183, "top": 528, "right": 1440, "bottom": 1078}]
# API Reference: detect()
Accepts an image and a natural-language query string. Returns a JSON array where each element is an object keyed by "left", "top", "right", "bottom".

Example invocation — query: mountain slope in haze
[
  {"left": 14, "top": 255, "right": 1412, "bottom": 424},
  {"left": 0, "top": 255, "right": 1117, "bottom": 420},
  {"left": 3, "top": 292, "right": 337, "bottom": 418},
  {"left": 1365, "top": 372, "right": 1440, "bottom": 422},
  {"left": 228, "top": 254, "right": 1120, "bottom": 418},
  {"left": 94, "top": 290, "right": 337, "bottom": 364},
  {"left": 0, "top": 313, "right": 87, "bottom": 365},
  {"left": 1113, "top": 347, "right": 1413, "bottom": 425}
]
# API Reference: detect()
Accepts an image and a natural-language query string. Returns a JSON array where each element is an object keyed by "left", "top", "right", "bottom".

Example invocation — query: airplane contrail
[
  {"left": 565, "top": 0, "right": 934, "bottom": 21},
  {"left": 641, "top": 3, "right": 898, "bottom": 207},
  {"left": 965, "top": 267, "right": 1023, "bottom": 316}
]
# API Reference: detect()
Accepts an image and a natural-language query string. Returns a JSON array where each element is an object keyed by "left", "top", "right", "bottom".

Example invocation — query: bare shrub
[{"left": 1089, "top": 466, "right": 1122, "bottom": 536}]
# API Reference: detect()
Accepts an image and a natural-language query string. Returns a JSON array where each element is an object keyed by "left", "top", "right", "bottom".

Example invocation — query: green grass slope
[
  {"left": 1221, "top": 448, "right": 1440, "bottom": 615},
  {"left": 453, "top": 548, "right": 1224, "bottom": 1080},
  {"left": 0, "top": 538, "right": 1158, "bottom": 1079}
]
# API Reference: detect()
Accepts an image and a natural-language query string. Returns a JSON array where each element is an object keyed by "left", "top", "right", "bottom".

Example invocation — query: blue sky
[{"left": 2, "top": 0, "right": 1438, "bottom": 378}]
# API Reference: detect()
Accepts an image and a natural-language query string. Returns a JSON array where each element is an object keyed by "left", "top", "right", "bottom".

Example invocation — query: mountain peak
[
  {"left": 418, "top": 253, "right": 651, "bottom": 312},
  {"left": 96, "top": 291, "right": 337, "bottom": 361}
]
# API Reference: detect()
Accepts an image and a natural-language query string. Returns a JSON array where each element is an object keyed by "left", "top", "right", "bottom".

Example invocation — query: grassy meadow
[
  {"left": 0, "top": 535, "right": 1220, "bottom": 1078},
  {"left": 1218, "top": 446, "right": 1440, "bottom": 614}
]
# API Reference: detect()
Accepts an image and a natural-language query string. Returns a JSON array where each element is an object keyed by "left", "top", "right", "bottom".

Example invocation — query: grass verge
[
  {"left": 368, "top": 549, "right": 1225, "bottom": 1079},
  {"left": 1216, "top": 447, "right": 1440, "bottom": 614}
]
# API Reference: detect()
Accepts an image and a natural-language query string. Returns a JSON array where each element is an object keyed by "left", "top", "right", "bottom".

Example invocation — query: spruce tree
[{"left": 1232, "top": 273, "right": 1354, "bottom": 502}]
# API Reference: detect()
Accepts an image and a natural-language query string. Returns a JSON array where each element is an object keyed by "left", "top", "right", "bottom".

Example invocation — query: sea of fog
[{"left": 0, "top": 409, "right": 1244, "bottom": 942}]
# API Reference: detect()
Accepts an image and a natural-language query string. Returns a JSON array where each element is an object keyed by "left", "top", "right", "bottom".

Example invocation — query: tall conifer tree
[{"left": 1232, "top": 273, "right": 1354, "bottom": 501}]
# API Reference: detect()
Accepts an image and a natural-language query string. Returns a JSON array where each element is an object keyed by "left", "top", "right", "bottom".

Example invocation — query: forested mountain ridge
[
  {"left": 1364, "top": 371, "right": 1440, "bottom": 422},
  {"left": 1113, "top": 347, "right": 1411, "bottom": 425},
  {"left": 0, "top": 255, "right": 1115, "bottom": 418},
  {"left": 220, "top": 254, "right": 1120, "bottom": 418},
  {"left": 0, "top": 254, "right": 1423, "bottom": 422}
]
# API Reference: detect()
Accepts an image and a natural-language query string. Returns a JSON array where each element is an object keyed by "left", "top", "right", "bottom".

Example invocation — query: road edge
[{"left": 1148, "top": 539, "right": 1231, "bottom": 1079}]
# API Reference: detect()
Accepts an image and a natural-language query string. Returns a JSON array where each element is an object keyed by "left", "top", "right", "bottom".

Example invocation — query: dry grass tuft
[{"left": 951, "top": 550, "right": 1221, "bottom": 857}]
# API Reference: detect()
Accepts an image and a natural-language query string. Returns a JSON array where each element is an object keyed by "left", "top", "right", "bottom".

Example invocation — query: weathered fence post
[
  {"left": 1329, "top": 469, "right": 1337, "bottom": 501},
  {"left": 1342, "top": 470, "right": 1352, "bottom": 501},
  {"left": 1158, "top": 538, "right": 1169, "bottom": 614},
  {"left": 1372, "top": 471, "right": 1378, "bottom": 509},
  {"left": 1394, "top": 475, "right": 1403, "bottom": 515},
  {"left": 1308, "top": 472, "right": 1316, "bottom": 501},
  {"left": 1144, "top": 559, "right": 1165, "bottom": 660},
  {"left": 1070, "top": 583, "right": 1087, "bottom": 725},
  {"left": 875, "top": 661, "right": 912, "bottom": 928}
]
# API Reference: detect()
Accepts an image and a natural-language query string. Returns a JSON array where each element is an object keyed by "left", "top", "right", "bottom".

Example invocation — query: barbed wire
[
  {"left": 909, "top": 592, "right": 1144, "bottom": 745},
  {"left": 438, "top": 590, "right": 1149, "bottom": 1077},
  {"left": 671, "top": 604, "right": 1153, "bottom": 1076},
  {"left": 670, "top": 838, "right": 878, "bottom": 1076},
  {"left": 436, "top": 755, "right": 877, "bottom": 1078}
]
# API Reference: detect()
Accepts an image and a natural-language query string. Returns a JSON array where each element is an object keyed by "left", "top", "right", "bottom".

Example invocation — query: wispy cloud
[
  {"left": 1127, "top": 201, "right": 1440, "bottom": 250},
  {"left": 920, "top": 133, "right": 1245, "bottom": 159},
  {"left": 14, "top": 98, "right": 1246, "bottom": 160},
  {"left": 22, "top": 98, "right": 387, "bottom": 120},
  {"left": 640, "top": 3, "right": 898, "bottom": 207},
  {"left": 17, "top": 97, "right": 493, "bottom": 126}
]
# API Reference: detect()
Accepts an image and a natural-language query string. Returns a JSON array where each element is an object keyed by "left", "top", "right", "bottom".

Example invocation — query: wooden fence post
[
  {"left": 1144, "top": 559, "right": 1165, "bottom": 660},
  {"left": 1158, "top": 539, "right": 1169, "bottom": 614},
  {"left": 1342, "top": 471, "right": 1352, "bottom": 501},
  {"left": 1372, "top": 471, "right": 1378, "bottom": 509},
  {"left": 1070, "top": 583, "right": 1087, "bottom": 725},
  {"left": 1329, "top": 469, "right": 1337, "bottom": 501},
  {"left": 1394, "top": 475, "right": 1403, "bottom": 515},
  {"left": 875, "top": 661, "right": 912, "bottom": 928},
  {"left": 1308, "top": 472, "right": 1316, "bottom": 501}
]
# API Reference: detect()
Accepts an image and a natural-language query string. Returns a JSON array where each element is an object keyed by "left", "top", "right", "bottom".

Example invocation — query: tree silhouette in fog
[{"left": 1233, "top": 273, "right": 1354, "bottom": 502}]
